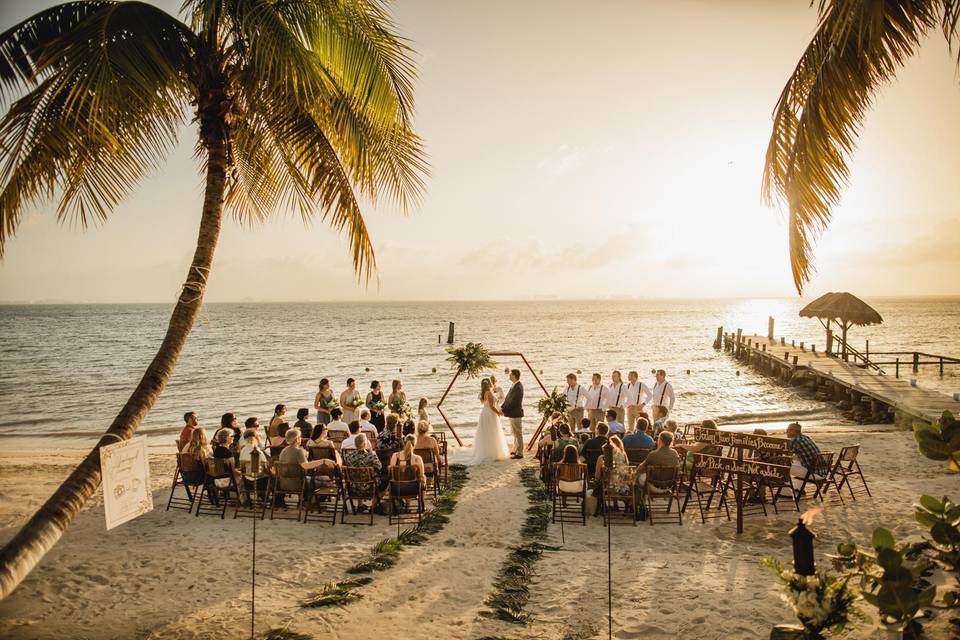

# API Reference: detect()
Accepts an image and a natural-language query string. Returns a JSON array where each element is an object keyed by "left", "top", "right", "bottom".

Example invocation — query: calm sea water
[{"left": 0, "top": 298, "right": 957, "bottom": 448}]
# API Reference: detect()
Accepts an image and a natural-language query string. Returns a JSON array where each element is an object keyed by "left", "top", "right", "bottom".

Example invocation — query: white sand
[{"left": 0, "top": 426, "right": 956, "bottom": 639}]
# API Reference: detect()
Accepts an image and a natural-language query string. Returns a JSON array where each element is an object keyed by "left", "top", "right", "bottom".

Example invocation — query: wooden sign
[
  {"left": 693, "top": 453, "right": 791, "bottom": 482},
  {"left": 100, "top": 435, "right": 153, "bottom": 530},
  {"left": 693, "top": 428, "right": 791, "bottom": 453}
]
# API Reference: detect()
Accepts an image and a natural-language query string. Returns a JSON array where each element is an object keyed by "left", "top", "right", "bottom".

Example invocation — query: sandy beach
[{"left": 0, "top": 424, "right": 956, "bottom": 639}]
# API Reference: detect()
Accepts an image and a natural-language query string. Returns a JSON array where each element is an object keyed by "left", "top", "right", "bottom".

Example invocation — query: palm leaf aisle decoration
[
  {"left": 0, "top": 0, "right": 427, "bottom": 597},
  {"left": 445, "top": 342, "right": 497, "bottom": 379},
  {"left": 762, "top": 0, "right": 957, "bottom": 293}
]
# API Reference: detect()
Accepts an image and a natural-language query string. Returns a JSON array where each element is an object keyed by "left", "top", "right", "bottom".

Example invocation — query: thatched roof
[{"left": 799, "top": 292, "right": 883, "bottom": 326}]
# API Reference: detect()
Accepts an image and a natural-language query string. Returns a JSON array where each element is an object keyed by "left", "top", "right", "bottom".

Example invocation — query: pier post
[
  {"left": 713, "top": 326, "right": 723, "bottom": 349},
  {"left": 895, "top": 358, "right": 900, "bottom": 378},
  {"left": 826, "top": 330, "right": 833, "bottom": 356},
  {"left": 780, "top": 337, "right": 785, "bottom": 346},
  {"left": 791, "top": 340, "right": 795, "bottom": 347},
  {"left": 762, "top": 344, "right": 766, "bottom": 352},
  {"left": 768, "top": 316, "right": 774, "bottom": 341},
  {"left": 447, "top": 322, "right": 455, "bottom": 344},
  {"left": 800, "top": 341, "right": 804, "bottom": 350},
  {"left": 792, "top": 355, "right": 799, "bottom": 366},
  {"left": 865, "top": 340, "right": 869, "bottom": 361},
  {"left": 941, "top": 357, "right": 945, "bottom": 377},
  {"left": 812, "top": 344, "right": 815, "bottom": 353},
  {"left": 913, "top": 352, "right": 919, "bottom": 373},
  {"left": 784, "top": 351, "right": 789, "bottom": 361}
]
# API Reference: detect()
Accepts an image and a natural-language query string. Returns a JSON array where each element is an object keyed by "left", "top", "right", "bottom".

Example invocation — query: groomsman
[
  {"left": 607, "top": 370, "right": 627, "bottom": 425},
  {"left": 563, "top": 373, "right": 586, "bottom": 432},
  {"left": 649, "top": 369, "right": 676, "bottom": 417},
  {"left": 625, "top": 370, "right": 652, "bottom": 433},
  {"left": 584, "top": 373, "right": 607, "bottom": 433}
]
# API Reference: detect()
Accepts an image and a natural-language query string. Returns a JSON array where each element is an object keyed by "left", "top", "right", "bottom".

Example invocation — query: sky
[{"left": 0, "top": 0, "right": 958, "bottom": 303}]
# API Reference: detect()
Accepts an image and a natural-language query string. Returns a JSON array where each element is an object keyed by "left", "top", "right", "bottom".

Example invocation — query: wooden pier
[{"left": 716, "top": 328, "right": 960, "bottom": 425}]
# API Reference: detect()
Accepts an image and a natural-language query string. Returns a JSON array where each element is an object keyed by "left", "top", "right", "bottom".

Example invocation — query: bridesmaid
[
  {"left": 388, "top": 379, "right": 407, "bottom": 414},
  {"left": 366, "top": 380, "right": 386, "bottom": 433},
  {"left": 340, "top": 378, "right": 362, "bottom": 424},
  {"left": 313, "top": 378, "right": 334, "bottom": 426}
]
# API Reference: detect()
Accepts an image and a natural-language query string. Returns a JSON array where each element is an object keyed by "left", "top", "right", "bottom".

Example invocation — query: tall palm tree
[
  {"left": 0, "top": 0, "right": 426, "bottom": 598},
  {"left": 762, "top": 0, "right": 959, "bottom": 293}
]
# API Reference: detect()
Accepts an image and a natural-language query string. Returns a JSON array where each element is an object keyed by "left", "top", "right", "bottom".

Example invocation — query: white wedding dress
[{"left": 471, "top": 395, "right": 511, "bottom": 465}]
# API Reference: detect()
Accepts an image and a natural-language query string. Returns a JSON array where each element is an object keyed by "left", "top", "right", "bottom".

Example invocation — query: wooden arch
[{"left": 435, "top": 351, "right": 549, "bottom": 450}]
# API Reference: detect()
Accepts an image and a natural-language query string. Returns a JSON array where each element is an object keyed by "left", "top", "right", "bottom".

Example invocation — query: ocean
[{"left": 0, "top": 298, "right": 957, "bottom": 448}]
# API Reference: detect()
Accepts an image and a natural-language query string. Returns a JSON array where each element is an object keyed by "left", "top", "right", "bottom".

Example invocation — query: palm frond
[
  {"left": 761, "top": 0, "right": 937, "bottom": 293},
  {"left": 0, "top": 1, "right": 196, "bottom": 256}
]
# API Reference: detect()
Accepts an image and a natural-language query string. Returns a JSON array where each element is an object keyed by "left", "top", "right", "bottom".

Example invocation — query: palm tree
[
  {"left": 762, "top": 0, "right": 959, "bottom": 293},
  {"left": 0, "top": 0, "right": 426, "bottom": 598}
]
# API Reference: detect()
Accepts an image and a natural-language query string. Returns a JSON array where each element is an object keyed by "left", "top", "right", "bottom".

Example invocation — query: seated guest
[
  {"left": 358, "top": 409, "right": 379, "bottom": 442},
  {"left": 576, "top": 417, "right": 592, "bottom": 435},
  {"left": 178, "top": 412, "right": 198, "bottom": 450},
  {"left": 268, "top": 404, "right": 287, "bottom": 439},
  {"left": 339, "top": 421, "right": 364, "bottom": 451},
  {"left": 402, "top": 418, "right": 416, "bottom": 437},
  {"left": 414, "top": 419, "right": 442, "bottom": 467},
  {"left": 537, "top": 412, "right": 563, "bottom": 449},
  {"left": 556, "top": 444, "right": 586, "bottom": 494},
  {"left": 555, "top": 423, "right": 580, "bottom": 453},
  {"left": 220, "top": 413, "right": 241, "bottom": 454},
  {"left": 182, "top": 427, "right": 211, "bottom": 458},
  {"left": 636, "top": 411, "right": 651, "bottom": 432},
  {"left": 278, "top": 428, "right": 308, "bottom": 465},
  {"left": 637, "top": 431, "right": 680, "bottom": 488},
  {"left": 662, "top": 419, "right": 679, "bottom": 438},
  {"left": 594, "top": 436, "right": 634, "bottom": 498},
  {"left": 605, "top": 409, "right": 624, "bottom": 436},
  {"left": 652, "top": 405, "right": 669, "bottom": 432},
  {"left": 243, "top": 416, "right": 266, "bottom": 450},
  {"left": 212, "top": 429, "right": 234, "bottom": 459},
  {"left": 623, "top": 418, "right": 655, "bottom": 449},
  {"left": 389, "top": 434, "right": 427, "bottom": 485},
  {"left": 307, "top": 423, "right": 340, "bottom": 458},
  {"left": 750, "top": 428, "right": 781, "bottom": 463},
  {"left": 342, "top": 433, "right": 383, "bottom": 512},
  {"left": 327, "top": 408, "right": 349, "bottom": 435},
  {"left": 379, "top": 413, "right": 401, "bottom": 450},
  {"left": 786, "top": 422, "right": 824, "bottom": 489},
  {"left": 581, "top": 422, "right": 610, "bottom": 476},
  {"left": 237, "top": 429, "right": 268, "bottom": 505},
  {"left": 680, "top": 419, "right": 723, "bottom": 455},
  {"left": 293, "top": 408, "right": 313, "bottom": 440}
]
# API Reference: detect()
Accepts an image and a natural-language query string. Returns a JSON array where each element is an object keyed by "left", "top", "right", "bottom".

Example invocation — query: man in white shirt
[
  {"left": 607, "top": 370, "right": 627, "bottom": 426},
  {"left": 326, "top": 408, "right": 350, "bottom": 447},
  {"left": 358, "top": 409, "right": 379, "bottom": 443},
  {"left": 338, "top": 421, "right": 363, "bottom": 451},
  {"left": 584, "top": 373, "right": 608, "bottom": 433},
  {"left": 625, "top": 370, "right": 652, "bottom": 433},
  {"left": 563, "top": 373, "right": 586, "bottom": 433},
  {"left": 649, "top": 369, "right": 676, "bottom": 416}
]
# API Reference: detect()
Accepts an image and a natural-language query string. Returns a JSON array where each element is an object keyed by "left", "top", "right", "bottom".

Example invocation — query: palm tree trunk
[{"left": 0, "top": 135, "right": 230, "bottom": 600}]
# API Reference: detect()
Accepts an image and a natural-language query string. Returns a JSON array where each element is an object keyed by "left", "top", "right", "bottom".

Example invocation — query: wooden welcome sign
[
  {"left": 692, "top": 428, "right": 791, "bottom": 453},
  {"left": 690, "top": 452, "right": 792, "bottom": 534}
]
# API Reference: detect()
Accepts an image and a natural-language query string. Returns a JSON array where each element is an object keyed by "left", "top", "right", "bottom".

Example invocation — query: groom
[{"left": 501, "top": 369, "right": 525, "bottom": 459}]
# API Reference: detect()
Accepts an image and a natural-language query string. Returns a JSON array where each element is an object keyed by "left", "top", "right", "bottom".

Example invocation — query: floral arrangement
[
  {"left": 319, "top": 396, "right": 340, "bottom": 412},
  {"left": 763, "top": 558, "right": 858, "bottom": 640},
  {"left": 445, "top": 342, "right": 497, "bottom": 379},
  {"left": 346, "top": 395, "right": 364, "bottom": 409},
  {"left": 368, "top": 399, "right": 386, "bottom": 414},
  {"left": 388, "top": 398, "right": 412, "bottom": 418},
  {"left": 537, "top": 386, "right": 570, "bottom": 420}
]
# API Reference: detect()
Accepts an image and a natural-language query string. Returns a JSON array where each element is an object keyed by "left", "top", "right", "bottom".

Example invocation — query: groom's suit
[{"left": 501, "top": 381, "right": 524, "bottom": 457}]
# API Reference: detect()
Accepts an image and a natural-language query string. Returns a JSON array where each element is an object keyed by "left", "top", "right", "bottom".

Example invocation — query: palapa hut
[{"left": 799, "top": 292, "right": 883, "bottom": 361}]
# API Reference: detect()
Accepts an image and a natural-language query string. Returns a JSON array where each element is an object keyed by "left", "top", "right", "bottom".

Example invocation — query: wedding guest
[
  {"left": 402, "top": 418, "right": 416, "bottom": 437},
  {"left": 342, "top": 433, "right": 383, "bottom": 512},
  {"left": 417, "top": 397, "right": 430, "bottom": 425},
  {"left": 340, "top": 378, "right": 362, "bottom": 424},
  {"left": 366, "top": 381, "right": 386, "bottom": 432},
  {"left": 594, "top": 436, "right": 633, "bottom": 496},
  {"left": 307, "top": 423, "right": 341, "bottom": 463},
  {"left": 220, "top": 413, "right": 241, "bottom": 453},
  {"left": 557, "top": 445, "right": 586, "bottom": 495},
  {"left": 623, "top": 418, "right": 655, "bottom": 449},
  {"left": 536, "top": 413, "right": 562, "bottom": 452},
  {"left": 238, "top": 429, "right": 268, "bottom": 505},
  {"left": 787, "top": 422, "right": 824, "bottom": 489},
  {"left": 212, "top": 428, "right": 234, "bottom": 459},
  {"left": 379, "top": 413, "right": 402, "bottom": 450},
  {"left": 327, "top": 408, "right": 349, "bottom": 436},
  {"left": 243, "top": 416, "right": 265, "bottom": 450},
  {"left": 182, "top": 426, "right": 211, "bottom": 457},
  {"left": 584, "top": 373, "right": 608, "bottom": 432},
  {"left": 563, "top": 373, "right": 587, "bottom": 435},
  {"left": 279, "top": 428, "right": 308, "bottom": 465},
  {"left": 637, "top": 431, "right": 680, "bottom": 488},
  {"left": 607, "top": 371, "right": 627, "bottom": 425},
  {"left": 605, "top": 408, "right": 625, "bottom": 436},
  {"left": 389, "top": 434, "right": 427, "bottom": 490},
  {"left": 388, "top": 379, "right": 407, "bottom": 411},
  {"left": 268, "top": 404, "right": 287, "bottom": 439},
  {"left": 582, "top": 422, "right": 610, "bottom": 476},
  {"left": 652, "top": 405, "right": 670, "bottom": 432},
  {"left": 490, "top": 375, "right": 505, "bottom": 405},
  {"left": 314, "top": 378, "right": 335, "bottom": 426},
  {"left": 178, "top": 412, "right": 198, "bottom": 450},
  {"left": 750, "top": 428, "right": 780, "bottom": 464},
  {"left": 556, "top": 423, "right": 580, "bottom": 453},
  {"left": 649, "top": 369, "right": 676, "bottom": 416},
  {"left": 340, "top": 421, "right": 364, "bottom": 452},
  {"left": 358, "top": 409, "right": 379, "bottom": 442},
  {"left": 625, "top": 371, "right": 652, "bottom": 433},
  {"left": 293, "top": 408, "right": 312, "bottom": 434},
  {"left": 414, "top": 419, "right": 442, "bottom": 469}
]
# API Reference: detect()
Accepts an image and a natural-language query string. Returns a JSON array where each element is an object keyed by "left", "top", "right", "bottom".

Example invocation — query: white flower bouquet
[{"left": 763, "top": 558, "right": 858, "bottom": 640}]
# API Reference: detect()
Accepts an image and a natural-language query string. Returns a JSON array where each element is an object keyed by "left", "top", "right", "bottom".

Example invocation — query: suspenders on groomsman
[
  {"left": 564, "top": 381, "right": 586, "bottom": 433},
  {"left": 585, "top": 381, "right": 607, "bottom": 434},
  {"left": 625, "top": 376, "right": 651, "bottom": 433},
  {"left": 608, "top": 381, "right": 626, "bottom": 425}
]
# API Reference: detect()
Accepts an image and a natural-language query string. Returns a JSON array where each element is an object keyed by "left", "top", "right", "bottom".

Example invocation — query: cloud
[{"left": 535, "top": 144, "right": 585, "bottom": 175}]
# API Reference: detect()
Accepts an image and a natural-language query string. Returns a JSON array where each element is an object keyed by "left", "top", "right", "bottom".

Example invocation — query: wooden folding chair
[
  {"left": 234, "top": 452, "right": 271, "bottom": 520},
  {"left": 582, "top": 448, "right": 604, "bottom": 478},
  {"left": 268, "top": 463, "right": 307, "bottom": 521},
  {"left": 765, "top": 455, "right": 802, "bottom": 514},
  {"left": 166, "top": 452, "right": 206, "bottom": 513},
  {"left": 303, "top": 464, "right": 342, "bottom": 526},
  {"left": 625, "top": 448, "right": 652, "bottom": 465},
  {"left": 792, "top": 452, "right": 838, "bottom": 504},
  {"left": 388, "top": 464, "right": 425, "bottom": 526},
  {"left": 642, "top": 465, "right": 682, "bottom": 526},
  {"left": 551, "top": 462, "right": 587, "bottom": 526},
  {"left": 327, "top": 429, "right": 349, "bottom": 449},
  {"left": 340, "top": 466, "right": 378, "bottom": 525},
  {"left": 195, "top": 458, "right": 239, "bottom": 519},
  {"left": 308, "top": 445, "right": 338, "bottom": 462},
  {"left": 415, "top": 448, "right": 440, "bottom": 497},
  {"left": 681, "top": 456, "right": 731, "bottom": 524},
  {"left": 538, "top": 444, "right": 554, "bottom": 484},
  {"left": 602, "top": 463, "right": 639, "bottom": 526},
  {"left": 825, "top": 445, "right": 871, "bottom": 501}
]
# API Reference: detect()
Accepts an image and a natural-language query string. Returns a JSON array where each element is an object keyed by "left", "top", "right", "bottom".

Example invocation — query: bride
[{"left": 470, "top": 378, "right": 512, "bottom": 464}]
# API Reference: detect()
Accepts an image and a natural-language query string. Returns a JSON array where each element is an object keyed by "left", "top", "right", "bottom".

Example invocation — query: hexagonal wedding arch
[{"left": 435, "top": 351, "right": 550, "bottom": 451}]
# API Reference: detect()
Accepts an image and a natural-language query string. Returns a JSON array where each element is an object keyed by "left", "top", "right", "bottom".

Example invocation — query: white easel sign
[{"left": 100, "top": 435, "right": 153, "bottom": 530}]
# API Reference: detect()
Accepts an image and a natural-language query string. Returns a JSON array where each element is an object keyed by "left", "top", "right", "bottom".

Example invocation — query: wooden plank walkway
[{"left": 730, "top": 334, "right": 960, "bottom": 424}]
